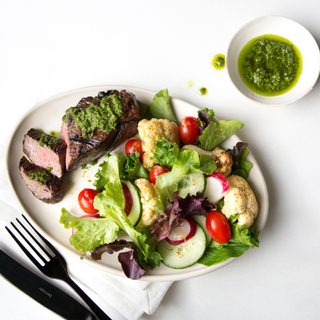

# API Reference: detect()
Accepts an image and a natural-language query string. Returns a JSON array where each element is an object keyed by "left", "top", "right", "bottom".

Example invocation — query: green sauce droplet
[
  {"left": 212, "top": 54, "right": 225, "bottom": 70},
  {"left": 49, "top": 131, "right": 60, "bottom": 138},
  {"left": 199, "top": 87, "right": 207, "bottom": 95}
]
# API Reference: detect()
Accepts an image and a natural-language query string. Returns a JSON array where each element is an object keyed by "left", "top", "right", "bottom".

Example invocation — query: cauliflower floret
[
  {"left": 181, "top": 145, "right": 233, "bottom": 177},
  {"left": 138, "top": 118, "right": 180, "bottom": 169},
  {"left": 222, "top": 175, "right": 259, "bottom": 228},
  {"left": 210, "top": 146, "right": 233, "bottom": 177},
  {"left": 134, "top": 178, "right": 160, "bottom": 228}
]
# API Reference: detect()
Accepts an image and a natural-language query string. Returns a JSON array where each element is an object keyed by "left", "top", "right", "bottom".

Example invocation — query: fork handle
[{"left": 65, "top": 275, "right": 112, "bottom": 320}]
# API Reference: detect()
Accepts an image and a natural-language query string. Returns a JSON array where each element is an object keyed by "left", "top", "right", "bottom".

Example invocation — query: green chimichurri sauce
[
  {"left": 238, "top": 34, "right": 302, "bottom": 96},
  {"left": 39, "top": 133, "right": 59, "bottom": 149},
  {"left": 49, "top": 131, "right": 60, "bottom": 138},
  {"left": 63, "top": 94, "right": 123, "bottom": 138},
  {"left": 212, "top": 54, "right": 225, "bottom": 70},
  {"left": 199, "top": 87, "right": 208, "bottom": 95},
  {"left": 28, "top": 170, "right": 49, "bottom": 185}
]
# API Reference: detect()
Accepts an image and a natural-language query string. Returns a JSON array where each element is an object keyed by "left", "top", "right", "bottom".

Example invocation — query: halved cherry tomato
[
  {"left": 78, "top": 188, "right": 99, "bottom": 214},
  {"left": 206, "top": 211, "right": 231, "bottom": 244},
  {"left": 178, "top": 116, "right": 200, "bottom": 144},
  {"left": 125, "top": 139, "right": 144, "bottom": 162},
  {"left": 149, "top": 165, "right": 170, "bottom": 184}
]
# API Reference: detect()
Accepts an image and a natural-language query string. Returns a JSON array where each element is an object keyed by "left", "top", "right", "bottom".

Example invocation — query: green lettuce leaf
[
  {"left": 151, "top": 137, "right": 179, "bottom": 169},
  {"left": 94, "top": 153, "right": 148, "bottom": 192},
  {"left": 198, "top": 118, "right": 244, "bottom": 151},
  {"left": 231, "top": 147, "right": 253, "bottom": 179},
  {"left": 149, "top": 88, "right": 178, "bottom": 123},
  {"left": 155, "top": 149, "right": 217, "bottom": 210},
  {"left": 228, "top": 215, "right": 260, "bottom": 248},
  {"left": 198, "top": 242, "right": 249, "bottom": 266},
  {"left": 59, "top": 208, "right": 119, "bottom": 253},
  {"left": 121, "top": 152, "right": 149, "bottom": 180},
  {"left": 156, "top": 149, "right": 216, "bottom": 190},
  {"left": 93, "top": 155, "right": 162, "bottom": 266},
  {"left": 61, "top": 154, "right": 161, "bottom": 268}
]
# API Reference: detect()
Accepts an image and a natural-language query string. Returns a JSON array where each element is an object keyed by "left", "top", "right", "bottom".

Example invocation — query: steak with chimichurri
[
  {"left": 23, "top": 129, "right": 67, "bottom": 178},
  {"left": 61, "top": 90, "right": 140, "bottom": 171},
  {"left": 19, "top": 156, "right": 63, "bottom": 204}
]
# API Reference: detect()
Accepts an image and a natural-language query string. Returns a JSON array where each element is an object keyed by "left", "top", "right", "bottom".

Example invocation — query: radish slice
[
  {"left": 121, "top": 182, "right": 133, "bottom": 216},
  {"left": 72, "top": 214, "right": 101, "bottom": 234},
  {"left": 166, "top": 217, "right": 197, "bottom": 245},
  {"left": 80, "top": 214, "right": 101, "bottom": 219},
  {"left": 204, "top": 172, "right": 229, "bottom": 204}
]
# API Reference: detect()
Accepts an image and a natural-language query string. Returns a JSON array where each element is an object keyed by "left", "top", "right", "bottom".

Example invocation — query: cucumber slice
[
  {"left": 177, "top": 173, "right": 207, "bottom": 198},
  {"left": 156, "top": 221, "right": 207, "bottom": 269},
  {"left": 192, "top": 215, "right": 212, "bottom": 246},
  {"left": 121, "top": 180, "right": 142, "bottom": 227}
]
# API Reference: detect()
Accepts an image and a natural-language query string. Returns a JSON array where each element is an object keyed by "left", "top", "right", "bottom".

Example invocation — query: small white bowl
[{"left": 227, "top": 16, "right": 320, "bottom": 106}]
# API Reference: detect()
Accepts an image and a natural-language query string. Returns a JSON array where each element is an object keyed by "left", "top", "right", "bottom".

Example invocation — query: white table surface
[{"left": 1, "top": 1, "right": 320, "bottom": 319}]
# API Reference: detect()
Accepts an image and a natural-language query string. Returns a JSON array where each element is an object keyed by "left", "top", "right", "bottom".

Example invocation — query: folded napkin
[
  {"left": 69, "top": 260, "right": 172, "bottom": 320},
  {"left": 0, "top": 144, "right": 172, "bottom": 320}
]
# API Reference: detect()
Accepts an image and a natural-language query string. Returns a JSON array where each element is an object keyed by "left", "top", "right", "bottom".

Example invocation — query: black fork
[{"left": 6, "top": 215, "right": 111, "bottom": 320}]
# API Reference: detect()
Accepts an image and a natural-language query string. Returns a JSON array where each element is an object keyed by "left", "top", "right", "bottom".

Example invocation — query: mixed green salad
[{"left": 60, "top": 89, "right": 260, "bottom": 280}]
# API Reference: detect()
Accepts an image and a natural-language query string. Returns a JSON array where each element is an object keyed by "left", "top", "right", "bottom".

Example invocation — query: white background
[{"left": 1, "top": 1, "right": 320, "bottom": 319}]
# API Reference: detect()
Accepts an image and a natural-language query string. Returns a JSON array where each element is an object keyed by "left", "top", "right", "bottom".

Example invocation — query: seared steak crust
[
  {"left": 19, "top": 156, "right": 63, "bottom": 204},
  {"left": 23, "top": 129, "right": 67, "bottom": 178},
  {"left": 62, "top": 90, "right": 140, "bottom": 171}
]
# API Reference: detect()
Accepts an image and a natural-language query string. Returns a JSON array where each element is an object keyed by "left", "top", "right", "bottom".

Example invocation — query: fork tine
[
  {"left": 22, "top": 214, "right": 60, "bottom": 257},
  {"left": 9, "top": 220, "right": 48, "bottom": 264},
  {"left": 16, "top": 218, "right": 52, "bottom": 259},
  {"left": 5, "top": 226, "right": 43, "bottom": 269}
]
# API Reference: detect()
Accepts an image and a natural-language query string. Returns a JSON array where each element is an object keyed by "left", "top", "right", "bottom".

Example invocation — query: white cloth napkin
[
  {"left": 0, "top": 139, "right": 172, "bottom": 320},
  {"left": 69, "top": 260, "right": 172, "bottom": 320}
]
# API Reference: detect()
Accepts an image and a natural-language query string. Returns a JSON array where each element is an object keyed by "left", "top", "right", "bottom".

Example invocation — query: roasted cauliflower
[
  {"left": 222, "top": 175, "right": 259, "bottom": 228},
  {"left": 134, "top": 178, "right": 160, "bottom": 228},
  {"left": 138, "top": 118, "right": 180, "bottom": 169},
  {"left": 181, "top": 144, "right": 233, "bottom": 177}
]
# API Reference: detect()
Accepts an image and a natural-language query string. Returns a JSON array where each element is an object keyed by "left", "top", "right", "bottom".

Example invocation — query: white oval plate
[
  {"left": 227, "top": 15, "right": 320, "bottom": 106},
  {"left": 6, "top": 85, "right": 269, "bottom": 282}
]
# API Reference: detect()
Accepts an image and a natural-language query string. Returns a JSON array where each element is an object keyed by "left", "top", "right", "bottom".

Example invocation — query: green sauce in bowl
[{"left": 238, "top": 34, "right": 303, "bottom": 96}]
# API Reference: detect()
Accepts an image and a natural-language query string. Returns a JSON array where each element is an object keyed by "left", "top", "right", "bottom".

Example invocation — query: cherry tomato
[
  {"left": 179, "top": 116, "right": 200, "bottom": 145},
  {"left": 149, "top": 165, "right": 170, "bottom": 184},
  {"left": 78, "top": 188, "right": 99, "bottom": 214},
  {"left": 125, "top": 139, "right": 144, "bottom": 162},
  {"left": 206, "top": 211, "right": 231, "bottom": 244}
]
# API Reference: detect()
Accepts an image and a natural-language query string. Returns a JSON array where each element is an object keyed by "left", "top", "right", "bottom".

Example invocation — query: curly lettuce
[{"left": 151, "top": 137, "right": 179, "bottom": 169}]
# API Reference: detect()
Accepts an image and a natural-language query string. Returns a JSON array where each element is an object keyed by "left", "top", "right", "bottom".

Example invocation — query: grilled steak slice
[
  {"left": 19, "top": 156, "right": 63, "bottom": 204},
  {"left": 61, "top": 90, "right": 140, "bottom": 171},
  {"left": 23, "top": 129, "right": 67, "bottom": 178}
]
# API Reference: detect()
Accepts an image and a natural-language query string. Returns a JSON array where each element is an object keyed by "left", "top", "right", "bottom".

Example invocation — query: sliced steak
[
  {"left": 19, "top": 156, "right": 63, "bottom": 204},
  {"left": 61, "top": 90, "right": 140, "bottom": 171},
  {"left": 23, "top": 129, "right": 67, "bottom": 178}
]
